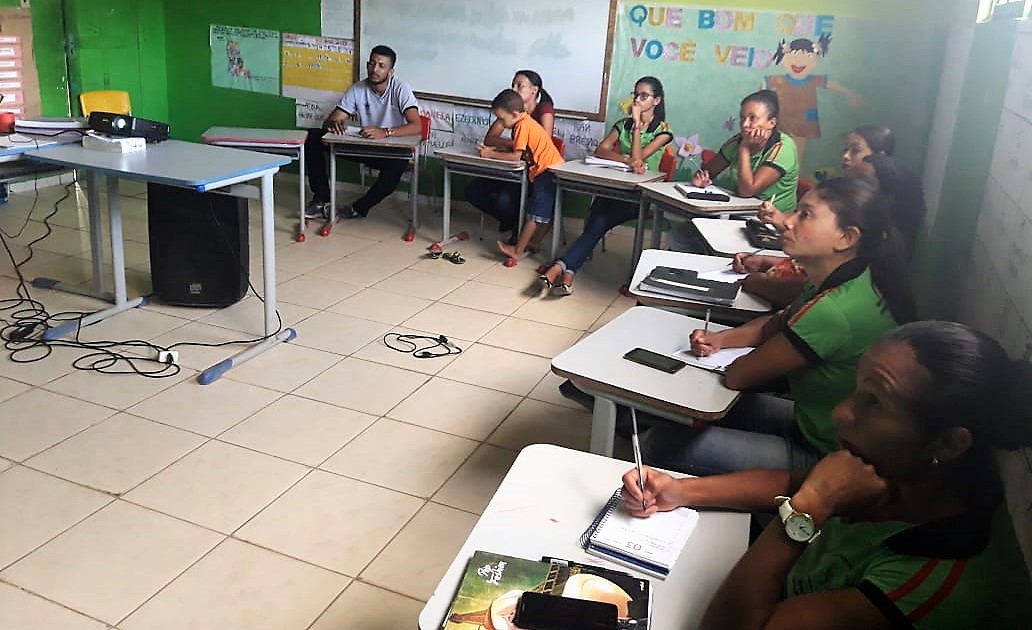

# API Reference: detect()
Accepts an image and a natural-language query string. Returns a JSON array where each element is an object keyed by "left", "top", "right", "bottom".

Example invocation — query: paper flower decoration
[{"left": 675, "top": 134, "right": 702, "bottom": 160}]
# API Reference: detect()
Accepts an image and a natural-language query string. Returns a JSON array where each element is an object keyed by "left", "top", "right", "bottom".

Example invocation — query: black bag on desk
[
  {"left": 744, "top": 218, "right": 783, "bottom": 251},
  {"left": 148, "top": 183, "right": 248, "bottom": 307}
]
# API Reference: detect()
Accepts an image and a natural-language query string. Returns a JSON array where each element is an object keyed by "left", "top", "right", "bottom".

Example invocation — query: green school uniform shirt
[
  {"left": 715, "top": 130, "right": 799, "bottom": 213},
  {"left": 613, "top": 117, "right": 672, "bottom": 172},
  {"left": 781, "top": 260, "right": 897, "bottom": 454},
  {"left": 787, "top": 503, "right": 1032, "bottom": 629}
]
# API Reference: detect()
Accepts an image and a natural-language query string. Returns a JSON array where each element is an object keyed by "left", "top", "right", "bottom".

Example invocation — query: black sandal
[{"left": 536, "top": 275, "right": 552, "bottom": 290}]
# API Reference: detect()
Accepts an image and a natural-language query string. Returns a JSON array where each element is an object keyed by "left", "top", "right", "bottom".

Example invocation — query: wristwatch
[{"left": 775, "top": 495, "right": 821, "bottom": 543}]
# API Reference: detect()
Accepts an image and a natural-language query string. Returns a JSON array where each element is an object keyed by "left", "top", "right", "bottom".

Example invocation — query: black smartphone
[
  {"left": 623, "top": 347, "right": 687, "bottom": 374},
  {"left": 512, "top": 591, "right": 618, "bottom": 630}
]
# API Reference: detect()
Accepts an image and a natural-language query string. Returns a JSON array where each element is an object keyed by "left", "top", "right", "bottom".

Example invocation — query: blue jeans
[
  {"left": 527, "top": 171, "right": 558, "bottom": 223},
  {"left": 466, "top": 178, "right": 520, "bottom": 231},
  {"left": 640, "top": 394, "right": 822, "bottom": 476},
  {"left": 558, "top": 197, "right": 638, "bottom": 273}
]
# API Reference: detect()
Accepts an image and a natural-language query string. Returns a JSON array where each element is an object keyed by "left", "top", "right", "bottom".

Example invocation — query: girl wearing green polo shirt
[
  {"left": 692, "top": 89, "right": 799, "bottom": 216},
  {"left": 538, "top": 76, "right": 672, "bottom": 295},
  {"left": 622, "top": 321, "right": 1032, "bottom": 629},
  {"left": 642, "top": 177, "right": 916, "bottom": 475}
]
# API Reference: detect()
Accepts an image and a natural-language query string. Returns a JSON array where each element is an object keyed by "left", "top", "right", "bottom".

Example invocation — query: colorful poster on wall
[
  {"left": 209, "top": 24, "right": 280, "bottom": 95},
  {"left": 609, "top": 3, "right": 941, "bottom": 180},
  {"left": 282, "top": 33, "right": 354, "bottom": 128},
  {"left": 0, "top": 8, "right": 41, "bottom": 117}
]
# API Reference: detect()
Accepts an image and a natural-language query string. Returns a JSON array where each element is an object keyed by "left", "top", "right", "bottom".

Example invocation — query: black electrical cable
[{"left": 383, "top": 332, "right": 462, "bottom": 359}]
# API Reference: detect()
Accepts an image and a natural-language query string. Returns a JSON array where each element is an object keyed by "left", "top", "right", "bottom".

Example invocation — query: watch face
[{"left": 785, "top": 513, "right": 816, "bottom": 542}]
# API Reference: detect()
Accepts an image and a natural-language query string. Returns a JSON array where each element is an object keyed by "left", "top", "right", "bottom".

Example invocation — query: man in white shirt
[{"left": 304, "top": 45, "right": 422, "bottom": 219}]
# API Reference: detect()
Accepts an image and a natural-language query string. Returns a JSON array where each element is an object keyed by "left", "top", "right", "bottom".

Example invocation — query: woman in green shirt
[
  {"left": 538, "top": 76, "right": 672, "bottom": 296},
  {"left": 622, "top": 321, "right": 1032, "bottom": 629}
]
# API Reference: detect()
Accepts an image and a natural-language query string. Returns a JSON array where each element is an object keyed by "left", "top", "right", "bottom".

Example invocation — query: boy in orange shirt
[{"left": 478, "top": 89, "right": 564, "bottom": 263}]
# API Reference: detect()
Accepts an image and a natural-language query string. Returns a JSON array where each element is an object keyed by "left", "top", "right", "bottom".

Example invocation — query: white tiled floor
[{"left": 0, "top": 178, "right": 635, "bottom": 628}]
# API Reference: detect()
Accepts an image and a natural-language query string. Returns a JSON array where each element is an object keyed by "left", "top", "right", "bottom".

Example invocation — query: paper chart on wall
[
  {"left": 0, "top": 8, "right": 40, "bottom": 117},
  {"left": 210, "top": 24, "right": 281, "bottom": 95},
  {"left": 282, "top": 33, "right": 354, "bottom": 128},
  {"left": 320, "top": 0, "right": 354, "bottom": 39}
]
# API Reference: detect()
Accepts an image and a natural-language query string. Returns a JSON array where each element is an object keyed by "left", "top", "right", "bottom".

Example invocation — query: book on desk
[
  {"left": 441, "top": 550, "right": 651, "bottom": 629},
  {"left": 584, "top": 156, "right": 631, "bottom": 172},
  {"left": 636, "top": 266, "right": 740, "bottom": 306}
]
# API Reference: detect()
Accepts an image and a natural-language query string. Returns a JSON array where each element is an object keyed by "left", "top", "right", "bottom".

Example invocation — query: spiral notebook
[{"left": 580, "top": 488, "right": 700, "bottom": 579}]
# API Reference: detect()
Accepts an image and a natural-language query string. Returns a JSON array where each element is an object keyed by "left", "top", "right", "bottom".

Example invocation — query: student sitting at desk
[
  {"left": 538, "top": 76, "right": 672, "bottom": 296},
  {"left": 467, "top": 70, "right": 555, "bottom": 243},
  {"left": 303, "top": 44, "right": 421, "bottom": 220},
  {"left": 692, "top": 89, "right": 799, "bottom": 216},
  {"left": 480, "top": 89, "right": 564, "bottom": 264},
  {"left": 737, "top": 128, "right": 926, "bottom": 308},
  {"left": 622, "top": 321, "right": 1032, "bottom": 630},
  {"left": 642, "top": 177, "right": 916, "bottom": 475}
]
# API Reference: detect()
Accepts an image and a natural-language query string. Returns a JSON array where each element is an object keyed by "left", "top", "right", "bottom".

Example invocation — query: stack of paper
[{"left": 584, "top": 156, "right": 631, "bottom": 171}]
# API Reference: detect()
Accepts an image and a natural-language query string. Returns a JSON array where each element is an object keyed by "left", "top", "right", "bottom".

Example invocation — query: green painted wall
[
  {"left": 0, "top": 0, "right": 69, "bottom": 116},
  {"left": 914, "top": 19, "right": 1018, "bottom": 319}
]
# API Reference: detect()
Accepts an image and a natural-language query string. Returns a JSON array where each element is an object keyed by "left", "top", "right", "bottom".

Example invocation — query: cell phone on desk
[
  {"left": 513, "top": 591, "right": 618, "bottom": 630},
  {"left": 623, "top": 347, "right": 687, "bottom": 374}
]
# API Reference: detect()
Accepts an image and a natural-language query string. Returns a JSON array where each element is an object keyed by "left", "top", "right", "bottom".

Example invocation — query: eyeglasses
[{"left": 632, "top": 92, "right": 655, "bottom": 100}]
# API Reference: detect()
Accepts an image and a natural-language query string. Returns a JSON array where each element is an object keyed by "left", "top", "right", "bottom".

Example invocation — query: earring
[{"left": 931, "top": 457, "right": 940, "bottom": 465}]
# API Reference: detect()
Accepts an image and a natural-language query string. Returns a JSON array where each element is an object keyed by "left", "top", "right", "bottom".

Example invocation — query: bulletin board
[{"left": 0, "top": 7, "right": 41, "bottom": 118}]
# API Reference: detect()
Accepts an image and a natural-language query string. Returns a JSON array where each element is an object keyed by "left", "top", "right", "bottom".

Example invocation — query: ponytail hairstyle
[
  {"left": 812, "top": 177, "right": 917, "bottom": 324},
  {"left": 868, "top": 155, "right": 927, "bottom": 259},
  {"left": 852, "top": 125, "right": 895, "bottom": 157},
  {"left": 514, "top": 69, "right": 553, "bottom": 106},
  {"left": 879, "top": 321, "right": 1032, "bottom": 481},
  {"left": 741, "top": 89, "right": 780, "bottom": 125}
]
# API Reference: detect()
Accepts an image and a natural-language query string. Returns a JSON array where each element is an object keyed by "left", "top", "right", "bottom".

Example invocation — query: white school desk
[
  {"left": 27, "top": 140, "right": 293, "bottom": 385},
  {"left": 435, "top": 147, "right": 528, "bottom": 245},
  {"left": 551, "top": 306, "right": 740, "bottom": 456},
  {"left": 0, "top": 132, "right": 82, "bottom": 183},
  {"left": 691, "top": 217, "right": 790, "bottom": 258},
  {"left": 201, "top": 127, "right": 308, "bottom": 242},
  {"left": 630, "top": 249, "right": 773, "bottom": 321},
  {"left": 633, "top": 182, "right": 762, "bottom": 274},
  {"left": 322, "top": 131, "right": 421, "bottom": 238},
  {"left": 419, "top": 444, "right": 750, "bottom": 630},
  {"left": 550, "top": 160, "right": 664, "bottom": 261}
]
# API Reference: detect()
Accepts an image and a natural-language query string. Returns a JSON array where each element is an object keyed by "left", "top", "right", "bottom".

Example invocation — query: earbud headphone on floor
[{"left": 383, "top": 332, "right": 463, "bottom": 359}]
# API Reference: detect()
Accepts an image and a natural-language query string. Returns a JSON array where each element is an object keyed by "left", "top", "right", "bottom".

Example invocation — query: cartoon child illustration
[
  {"left": 764, "top": 33, "right": 861, "bottom": 161},
  {"left": 226, "top": 40, "right": 251, "bottom": 78}
]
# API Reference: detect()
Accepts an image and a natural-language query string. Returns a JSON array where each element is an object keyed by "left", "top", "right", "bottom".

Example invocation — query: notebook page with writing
[
  {"left": 583, "top": 489, "right": 699, "bottom": 573},
  {"left": 677, "top": 347, "right": 755, "bottom": 373}
]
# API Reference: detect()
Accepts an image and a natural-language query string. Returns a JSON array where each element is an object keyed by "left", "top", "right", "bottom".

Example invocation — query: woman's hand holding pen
[
  {"left": 622, "top": 466, "right": 683, "bottom": 517},
  {"left": 732, "top": 251, "right": 767, "bottom": 273},
  {"left": 689, "top": 329, "right": 722, "bottom": 357},
  {"left": 757, "top": 200, "right": 788, "bottom": 231},
  {"left": 691, "top": 168, "right": 712, "bottom": 188}
]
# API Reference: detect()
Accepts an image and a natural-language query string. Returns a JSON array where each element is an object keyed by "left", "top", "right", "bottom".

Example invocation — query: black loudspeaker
[{"left": 147, "top": 183, "right": 249, "bottom": 307}]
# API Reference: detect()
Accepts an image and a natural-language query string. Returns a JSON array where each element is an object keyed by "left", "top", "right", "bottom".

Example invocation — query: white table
[
  {"left": 27, "top": 140, "right": 294, "bottom": 385},
  {"left": 550, "top": 160, "right": 665, "bottom": 260},
  {"left": 202, "top": 127, "right": 308, "bottom": 242},
  {"left": 322, "top": 131, "right": 421, "bottom": 240},
  {"left": 0, "top": 132, "right": 83, "bottom": 183},
  {"left": 419, "top": 444, "right": 749, "bottom": 630},
  {"left": 633, "top": 182, "right": 762, "bottom": 276},
  {"left": 691, "top": 217, "right": 790, "bottom": 258},
  {"left": 435, "top": 147, "right": 527, "bottom": 245},
  {"left": 551, "top": 306, "right": 740, "bottom": 456},
  {"left": 630, "top": 249, "right": 772, "bottom": 322}
]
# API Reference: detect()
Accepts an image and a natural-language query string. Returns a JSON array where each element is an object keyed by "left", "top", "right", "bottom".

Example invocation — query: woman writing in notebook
[
  {"left": 623, "top": 321, "right": 1032, "bottom": 629},
  {"left": 737, "top": 125, "right": 926, "bottom": 308},
  {"left": 537, "top": 76, "right": 672, "bottom": 295},
  {"left": 641, "top": 177, "right": 916, "bottom": 474},
  {"left": 693, "top": 89, "right": 800, "bottom": 219},
  {"left": 466, "top": 70, "right": 556, "bottom": 243}
]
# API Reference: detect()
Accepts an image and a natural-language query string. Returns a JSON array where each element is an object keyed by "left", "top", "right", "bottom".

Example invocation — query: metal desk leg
[
  {"left": 651, "top": 203, "right": 664, "bottom": 250},
  {"left": 328, "top": 144, "right": 337, "bottom": 223},
  {"left": 297, "top": 146, "right": 306, "bottom": 242},
  {"left": 441, "top": 164, "right": 451, "bottom": 243},
  {"left": 42, "top": 176, "right": 147, "bottom": 340},
  {"left": 200, "top": 172, "right": 297, "bottom": 384},
  {"left": 550, "top": 186, "right": 562, "bottom": 260},
  {"left": 630, "top": 196, "right": 649, "bottom": 279},
  {"left": 408, "top": 144, "right": 419, "bottom": 239},
  {"left": 590, "top": 396, "right": 618, "bottom": 457},
  {"left": 517, "top": 171, "right": 528, "bottom": 238}
]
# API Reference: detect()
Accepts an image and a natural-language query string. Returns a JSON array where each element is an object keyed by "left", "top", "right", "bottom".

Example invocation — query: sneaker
[
  {"left": 304, "top": 201, "right": 328, "bottom": 219},
  {"left": 337, "top": 204, "right": 366, "bottom": 220}
]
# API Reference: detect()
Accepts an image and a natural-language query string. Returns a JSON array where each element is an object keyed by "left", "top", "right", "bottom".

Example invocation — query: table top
[
  {"left": 0, "top": 131, "right": 82, "bottom": 158},
  {"left": 26, "top": 139, "right": 290, "bottom": 191},
  {"left": 550, "top": 159, "right": 665, "bottom": 189},
  {"left": 435, "top": 146, "right": 526, "bottom": 171},
  {"left": 201, "top": 126, "right": 307, "bottom": 145},
  {"left": 691, "top": 217, "right": 789, "bottom": 258},
  {"left": 630, "top": 249, "right": 772, "bottom": 314},
  {"left": 640, "top": 181, "right": 762, "bottom": 213},
  {"left": 418, "top": 444, "right": 749, "bottom": 630},
  {"left": 322, "top": 131, "right": 421, "bottom": 150},
  {"left": 552, "top": 306, "right": 740, "bottom": 420}
]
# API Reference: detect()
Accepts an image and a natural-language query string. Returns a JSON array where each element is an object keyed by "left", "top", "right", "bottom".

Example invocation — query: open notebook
[
  {"left": 580, "top": 488, "right": 699, "bottom": 579},
  {"left": 678, "top": 347, "right": 755, "bottom": 374},
  {"left": 584, "top": 156, "right": 631, "bottom": 171}
]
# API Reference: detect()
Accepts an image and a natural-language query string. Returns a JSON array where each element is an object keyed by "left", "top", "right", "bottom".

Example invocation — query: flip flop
[
  {"left": 428, "top": 250, "right": 443, "bottom": 260},
  {"left": 442, "top": 251, "right": 466, "bottom": 265},
  {"left": 537, "top": 275, "right": 552, "bottom": 290},
  {"left": 550, "top": 283, "right": 574, "bottom": 297}
]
